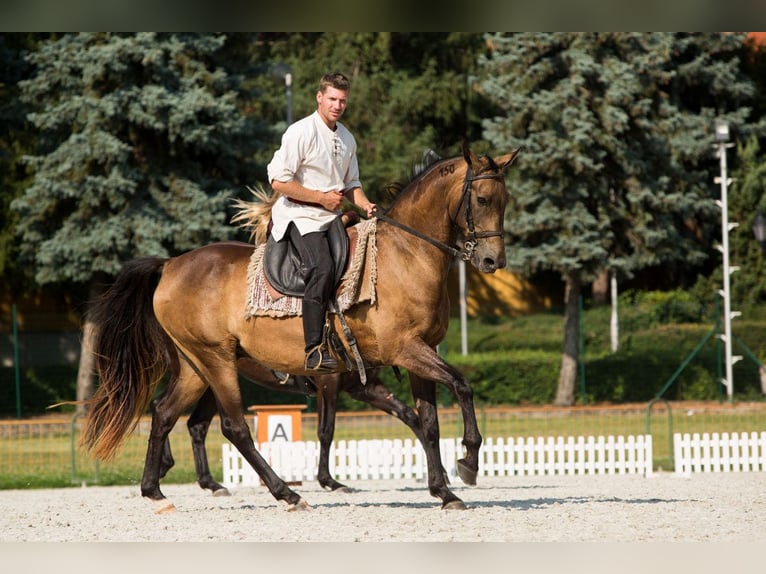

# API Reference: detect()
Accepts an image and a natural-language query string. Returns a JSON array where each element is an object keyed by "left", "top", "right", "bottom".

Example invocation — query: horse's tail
[
  {"left": 230, "top": 184, "right": 279, "bottom": 246},
  {"left": 80, "top": 257, "right": 170, "bottom": 461}
]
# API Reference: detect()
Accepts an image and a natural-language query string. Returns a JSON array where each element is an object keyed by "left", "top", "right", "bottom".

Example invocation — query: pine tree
[
  {"left": 479, "top": 32, "right": 760, "bottom": 405},
  {"left": 11, "top": 33, "right": 258, "bottom": 410}
]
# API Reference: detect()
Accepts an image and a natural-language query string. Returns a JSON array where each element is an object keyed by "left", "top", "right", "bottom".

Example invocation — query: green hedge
[{"left": 3, "top": 297, "right": 765, "bottom": 416}]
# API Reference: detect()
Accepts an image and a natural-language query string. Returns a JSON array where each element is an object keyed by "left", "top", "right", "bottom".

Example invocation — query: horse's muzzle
[{"left": 478, "top": 253, "right": 506, "bottom": 273}]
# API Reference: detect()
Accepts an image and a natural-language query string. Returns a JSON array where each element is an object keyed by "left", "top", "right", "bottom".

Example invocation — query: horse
[
  {"left": 81, "top": 143, "right": 520, "bottom": 511},
  {"left": 155, "top": 361, "right": 437, "bottom": 497}
]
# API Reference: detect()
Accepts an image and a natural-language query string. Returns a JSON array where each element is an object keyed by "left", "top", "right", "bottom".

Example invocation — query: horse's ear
[
  {"left": 462, "top": 141, "right": 482, "bottom": 169},
  {"left": 495, "top": 147, "right": 522, "bottom": 173}
]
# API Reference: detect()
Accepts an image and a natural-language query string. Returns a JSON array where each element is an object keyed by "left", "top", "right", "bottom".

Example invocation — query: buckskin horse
[{"left": 81, "top": 143, "right": 520, "bottom": 511}]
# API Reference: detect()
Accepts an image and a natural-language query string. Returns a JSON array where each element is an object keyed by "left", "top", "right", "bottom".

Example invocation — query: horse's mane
[
  {"left": 385, "top": 147, "right": 500, "bottom": 203},
  {"left": 384, "top": 148, "right": 445, "bottom": 199}
]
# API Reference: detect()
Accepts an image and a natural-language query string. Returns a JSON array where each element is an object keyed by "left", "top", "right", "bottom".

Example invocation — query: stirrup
[{"left": 304, "top": 344, "right": 338, "bottom": 372}]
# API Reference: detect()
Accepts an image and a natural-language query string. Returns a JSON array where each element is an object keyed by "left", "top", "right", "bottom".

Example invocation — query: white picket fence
[
  {"left": 221, "top": 434, "right": 653, "bottom": 488},
  {"left": 673, "top": 432, "right": 766, "bottom": 476}
]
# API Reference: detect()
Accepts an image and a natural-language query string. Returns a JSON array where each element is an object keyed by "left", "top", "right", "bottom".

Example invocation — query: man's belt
[{"left": 289, "top": 198, "right": 324, "bottom": 209}]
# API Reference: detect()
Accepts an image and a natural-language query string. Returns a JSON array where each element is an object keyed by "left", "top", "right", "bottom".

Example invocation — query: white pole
[
  {"left": 610, "top": 270, "right": 619, "bottom": 353},
  {"left": 716, "top": 137, "right": 741, "bottom": 402},
  {"left": 459, "top": 259, "right": 468, "bottom": 355}
]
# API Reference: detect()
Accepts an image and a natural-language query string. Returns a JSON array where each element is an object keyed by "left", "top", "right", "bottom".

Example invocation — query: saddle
[{"left": 263, "top": 213, "right": 357, "bottom": 298}]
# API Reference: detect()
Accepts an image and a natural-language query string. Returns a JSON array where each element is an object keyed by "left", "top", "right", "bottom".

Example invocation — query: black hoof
[
  {"left": 321, "top": 480, "right": 352, "bottom": 492},
  {"left": 442, "top": 499, "right": 467, "bottom": 510},
  {"left": 457, "top": 458, "right": 477, "bottom": 486}
]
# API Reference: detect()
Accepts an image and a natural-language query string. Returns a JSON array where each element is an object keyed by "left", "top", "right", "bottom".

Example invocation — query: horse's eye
[{"left": 476, "top": 196, "right": 489, "bottom": 206}]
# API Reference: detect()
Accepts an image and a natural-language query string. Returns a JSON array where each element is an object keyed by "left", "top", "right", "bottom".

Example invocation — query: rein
[{"left": 372, "top": 167, "right": 506, "bottom": 261}]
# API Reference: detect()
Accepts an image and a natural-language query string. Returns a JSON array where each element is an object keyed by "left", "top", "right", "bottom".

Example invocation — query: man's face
[{"left": 316, "top": 86, "right": 348, "bottom": 127}]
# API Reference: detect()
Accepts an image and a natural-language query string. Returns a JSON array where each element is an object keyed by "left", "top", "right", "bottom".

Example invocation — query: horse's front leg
[
  {"left": 344, "top": 369, "right": 449, "bottom": 483},
  {"left": 399, "top": 339, "right": 482, "bottom": 492},
  {"left": 206, "top": 361, "right": 307, "bottom": 510},
  {"left": 408, "top": 372, "right": 465, "bottom": 509}
]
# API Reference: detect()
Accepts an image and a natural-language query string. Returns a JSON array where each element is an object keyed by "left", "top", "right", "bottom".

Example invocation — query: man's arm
[
  {"left": 272, "top": 180, "right": 344, "bottom": 211},
  {"left": 344, "top": 186, "right": 376, "bottom": 218}
]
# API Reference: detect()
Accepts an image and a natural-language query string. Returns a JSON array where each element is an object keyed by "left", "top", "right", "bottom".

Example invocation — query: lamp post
[
  {"left": 270, "top": 63, "right": 293, "bottom": 125},
  {"left": 714, "top": 119, "right": 741, "bottom": 402}
]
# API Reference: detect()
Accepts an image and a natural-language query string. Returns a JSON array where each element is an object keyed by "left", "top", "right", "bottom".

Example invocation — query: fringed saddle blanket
[{"left": 245, "top": 218, "right": 378, "bottom": 318}]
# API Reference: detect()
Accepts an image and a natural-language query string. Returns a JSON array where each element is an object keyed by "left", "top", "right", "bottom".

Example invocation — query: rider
[{"left": 267, "top": 71, "right": 376, "bottom": 372}]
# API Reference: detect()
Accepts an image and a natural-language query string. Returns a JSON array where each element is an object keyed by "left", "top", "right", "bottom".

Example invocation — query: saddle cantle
[{"left": 263, "top": 215, "right": 349, "bottom": 298}]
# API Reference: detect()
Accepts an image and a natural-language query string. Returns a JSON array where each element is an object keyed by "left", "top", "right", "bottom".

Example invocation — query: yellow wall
[{"left": 446, "top": 265, "right": 558, "bottom": 318}]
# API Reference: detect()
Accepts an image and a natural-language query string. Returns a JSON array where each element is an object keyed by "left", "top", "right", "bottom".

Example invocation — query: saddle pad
[{"left": 245, "top": 218, "right": 378, "bottom": 318}]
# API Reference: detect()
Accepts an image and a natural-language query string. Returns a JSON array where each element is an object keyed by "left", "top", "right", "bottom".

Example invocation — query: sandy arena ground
[
  {"left": 0, "top": 472, "right": 763, "bottom": 543},
  {"left": 3, "top": 472, "right": 763, "bottom": 574}
]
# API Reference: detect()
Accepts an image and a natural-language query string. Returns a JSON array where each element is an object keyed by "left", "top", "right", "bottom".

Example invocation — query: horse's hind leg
[
  {"left": 187, "top": 387, "right": 230, "bottom": 496},
  {"left": 141, "top": 361, "right": 208, "bottom": 514}
]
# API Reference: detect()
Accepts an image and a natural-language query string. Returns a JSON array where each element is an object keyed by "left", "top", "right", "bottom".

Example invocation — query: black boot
[
  {"left": 304, "top": 344, "right": 338, "bottom": 372},
  {"left": 303, "top": 299, "right": 338, "bottom": 372}
]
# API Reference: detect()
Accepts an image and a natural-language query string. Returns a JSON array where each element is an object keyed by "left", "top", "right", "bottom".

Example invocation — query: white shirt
[{"left": 267, "top": 111, "right": 361, "bottom": 240}]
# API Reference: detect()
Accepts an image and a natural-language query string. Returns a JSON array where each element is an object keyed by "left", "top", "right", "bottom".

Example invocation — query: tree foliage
[
  {"left": 478, "top": 32, "right": 763, "bottom": 404},
  {"left": 249, "top": 33, "right": 492, "bottom": 202},
  {"left": 11, "top": 33, "right": 258, "bottom": 285},
  {"left": 0, "top": 33, "right": 40, "bottom": 291}
]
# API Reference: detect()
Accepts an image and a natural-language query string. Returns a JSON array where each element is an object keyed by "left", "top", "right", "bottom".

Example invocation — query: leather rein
[{"left": 372, "top": 167, "right": 506, "bottom": 261}]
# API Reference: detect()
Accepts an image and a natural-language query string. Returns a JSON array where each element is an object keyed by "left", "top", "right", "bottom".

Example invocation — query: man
[{"left": 267, "top": 72, "right": 376, "bottom": 372}]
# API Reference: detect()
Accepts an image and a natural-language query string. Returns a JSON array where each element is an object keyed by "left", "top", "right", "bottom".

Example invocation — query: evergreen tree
[
  {"left": 11, "top": 33, "right": 259, "bottom": 409},
  {"left": 479, "top": 32, "right": 760, "bottom": 405},
  {"left": 0, "top": 33, "right": 41, "bottom": 291},
  {"left": 251, "top": 33, "right": 490, "bottom": 201},
  {"left": 709, "top": 135, "right": 766, "bottom": 308}
]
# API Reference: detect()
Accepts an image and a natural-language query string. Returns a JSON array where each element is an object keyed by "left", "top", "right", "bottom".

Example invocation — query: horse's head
[{"left": 455, "top": 143, "right": 521, "bottom": 273}]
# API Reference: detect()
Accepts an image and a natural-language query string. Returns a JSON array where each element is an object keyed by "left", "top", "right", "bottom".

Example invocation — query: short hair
[{"left": 318, "top": 72, "right": 350, "bottom": 94}]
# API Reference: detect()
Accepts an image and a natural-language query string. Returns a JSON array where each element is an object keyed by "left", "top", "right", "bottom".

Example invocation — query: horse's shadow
[
  {"left": 224, "top": 484, "right": 690, "bottom": 511},
  {"left": 305, "top": 495, "right": 689, "bottom": 511}
]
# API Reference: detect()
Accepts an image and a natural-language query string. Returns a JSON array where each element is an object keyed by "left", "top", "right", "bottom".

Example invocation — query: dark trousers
[{"left": 288, "top": 223, "right": 335, "bottom": 352}]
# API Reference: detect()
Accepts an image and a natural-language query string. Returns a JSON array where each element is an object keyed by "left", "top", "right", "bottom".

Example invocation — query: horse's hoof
[
  {"left": 442, "top": 499, "right": 467, "bottom": 510},
  {"left": 456, "top": 458, "right": 478, "bottom": 486},
  {"left": 330, "top": 484, "right": 353, "bottom": 493},
  {"left": 287, "top": 499, "right": 311, "bottom": 512},
  {"left": 212, "top": 487, "right": 231, "bottom": 497},
  {"left": 153, "top": 500, "right": 177, "bottom": 515}
]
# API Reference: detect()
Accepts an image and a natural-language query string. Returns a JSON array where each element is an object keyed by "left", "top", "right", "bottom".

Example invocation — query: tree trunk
[
  {"left": 555, "top": 273, "right": 581, "bottom": 406},
  {"left": 591, "top": 269, "right": 608, "bottom": 305},
  {"left": 75, "top": 279, "right": 106, "bottom": 415}
]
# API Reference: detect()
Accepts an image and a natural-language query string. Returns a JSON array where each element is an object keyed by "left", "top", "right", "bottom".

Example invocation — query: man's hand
[
  {"left": 319, "top": 190, "right": 345, "bottom": 211},
  {"left": 361, "top": 201, "right": 377, "bottom": 218}
]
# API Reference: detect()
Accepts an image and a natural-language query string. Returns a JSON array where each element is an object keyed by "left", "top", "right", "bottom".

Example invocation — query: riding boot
[{"left": 302, "top": 299, "right": 338, "bottom": 372}]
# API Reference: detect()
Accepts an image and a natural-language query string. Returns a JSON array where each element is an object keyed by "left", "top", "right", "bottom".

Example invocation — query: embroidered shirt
[{"left": 267, "top": 111, "right": 361, "bottom": 241}]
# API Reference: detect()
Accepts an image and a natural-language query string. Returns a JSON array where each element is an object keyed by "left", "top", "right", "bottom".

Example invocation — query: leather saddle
[{"left": 263, "top": 214, "right": 351, "bottom": 298}]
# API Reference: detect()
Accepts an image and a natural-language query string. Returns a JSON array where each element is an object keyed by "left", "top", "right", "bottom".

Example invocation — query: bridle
[{"left": 373, "top": 165, "right": 507, "bottom": 261}]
